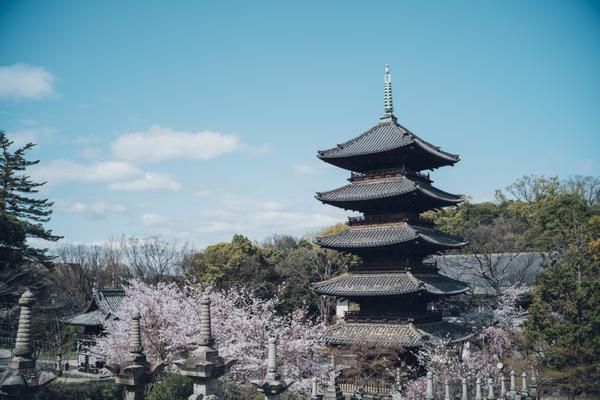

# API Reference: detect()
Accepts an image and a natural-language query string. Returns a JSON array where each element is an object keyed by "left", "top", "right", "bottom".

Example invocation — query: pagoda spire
[{"left": 381, "top": 64, "right": 396, "bottom": 122}]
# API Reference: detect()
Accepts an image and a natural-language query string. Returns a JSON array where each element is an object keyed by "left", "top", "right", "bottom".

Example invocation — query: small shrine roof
[
  {"left": 323, "top": 320, "right": 473, "bottom": 348},
  {"left": 63, "top": 288, "right": 125, "bottom": 327},
  {"left": 312, "top": 272, "right": 469, "bottom": 297},
  {"left": 316, "top": 175, "right": 461, "bottom": 204},
  {"left": 317, "top": 121, "right": 459, "bottom": 168},
  {"left": 315, "top": 222, "right": 467, "bottom": 250}
]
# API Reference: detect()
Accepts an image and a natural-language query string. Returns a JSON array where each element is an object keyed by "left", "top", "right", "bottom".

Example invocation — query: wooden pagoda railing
[
  {"left": 344, "top": 310, "right": 442, "bottom": 323},
  {"left": 348, "top": 213, "right": 433, "bottom": 226},
  {"left": 350, "top": 166, "right": 431, "bottom": 183}
]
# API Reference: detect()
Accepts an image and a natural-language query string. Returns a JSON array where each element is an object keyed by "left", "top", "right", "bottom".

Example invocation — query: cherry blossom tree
[
  {"left": 92, "top": 280, "right": 325, "bottom": 392},
  {"left": 401, "top": 285, "right": 528, "bottom": 399}
]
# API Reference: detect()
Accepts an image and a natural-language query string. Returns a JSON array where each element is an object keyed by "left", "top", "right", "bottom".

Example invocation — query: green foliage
[
  {"left": 34, "top": 381, "right": 123, "bottom": 400},
  {"left": 525, "top": 212, "right": 600, "bottom": 395},
  {"left": 146, "top": 373, "right": 193, "bottom": 400},
  {"left": 0, "top": 130, "right": 62, "bottom": 267}
]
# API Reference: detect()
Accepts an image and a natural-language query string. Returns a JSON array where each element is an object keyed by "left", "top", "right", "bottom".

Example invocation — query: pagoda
[{"left": 313, "top": 65, "right": 472, "bottom": 350}]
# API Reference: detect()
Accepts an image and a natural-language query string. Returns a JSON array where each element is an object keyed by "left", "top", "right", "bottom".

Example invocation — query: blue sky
[{"left": 1, "top": 1, "right": 599, "bottom": 248}]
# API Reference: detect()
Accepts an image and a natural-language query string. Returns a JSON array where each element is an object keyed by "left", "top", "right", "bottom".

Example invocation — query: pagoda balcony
[
  {"left": 349, "top": 166, "right": 431, "bottom": 183},
  {"left": 348, "top": 213, "right": 433, "bottom": 227},
  {"left": 343, "top": 310, "right": 442, "bottom": 324}
]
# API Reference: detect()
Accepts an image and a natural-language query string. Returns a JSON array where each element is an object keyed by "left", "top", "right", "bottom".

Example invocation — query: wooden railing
[
  {"left": 348, "top": 213, "right": 432, "bottom": 226},
  {"left": 350, "top": 167, "right": 431, "bottom": 183},
  {"left": 344, "top": 310, "right": 442, "bottom": 323},
  {"left": 339, "top": 376, "right": 395, "bottom": 395}
]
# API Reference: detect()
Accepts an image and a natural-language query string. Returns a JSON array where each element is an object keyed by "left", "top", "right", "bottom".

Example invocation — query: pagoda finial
[{"left": 381, "top": 64, "right": 396, "bottom": 123}]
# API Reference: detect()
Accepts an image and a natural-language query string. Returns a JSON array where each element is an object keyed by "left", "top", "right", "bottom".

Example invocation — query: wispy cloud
[
  {"left": 33, "top": 160, "right": 141, "bottom": 184},
  {"left": 112, "top": 124, "right": 243, "bottom": 163},
  {"left": 139, "top": 213, "right": 169, "bottom": 227},
  {"left": 0, "top": 64, "right": 55, "bottom": 100},
  {"left": 109, "top": 172, "right": 181, "bottom": 192},
  {"left": 197, "top": 193, "right": 344, "bottom": 236},
  {"left": 60, "top": 200, "right": 126, "bottom": 219}
]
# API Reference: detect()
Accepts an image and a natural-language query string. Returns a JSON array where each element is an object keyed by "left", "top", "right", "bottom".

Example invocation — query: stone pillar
[
  {"left": 444, "top": 378, "right": 450, "bottom": 400},
  {"left": 486, "top": 378, "right": 494, "bottom": 400},
  {"left": 106, "top": 312, "right": 166, "bottom": 400},
  {"left": 500, "top": 375, "right": 506, "bottom": 399},
  {"left": 529, "top": 366, "right": 538, "bottom": 398},
  {"left": 174, "top": 292, "right": 235, "bottom": 400},
  {"left": 508, "top": 370, "right": 517, "bottom": 399},
  {"left": 461, "top": 377, "right": 468, "bottom": 400},
  {"left": 310, "top": 377, "right": 323, "bottom": 400},
  {"left": 425, "top": 371, "right": 434, "bottom": 400},
  {"left": 521, "top": 372, "right": 528, "bottom": 397},
  {"left": 252, "top": 336, "right": 294, "bottom": 400},
  {"left": 322, "top": 355, "right": 343, "bottom": 400},
  {"left": 0, "top": 290, "right": 56, "bottom": 399},
  {"left": 475, "top": 376, "right": 482, "bottom": 400}
]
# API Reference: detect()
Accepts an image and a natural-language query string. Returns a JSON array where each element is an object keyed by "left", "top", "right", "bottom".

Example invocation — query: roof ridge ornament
[{"left": 381, "top": 64, "right": 397, "bottom": 123}]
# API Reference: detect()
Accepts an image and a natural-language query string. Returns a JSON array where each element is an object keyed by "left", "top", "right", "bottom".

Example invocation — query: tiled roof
[
  {"left": 62, "top": 309, "right": 106, "bottom": 327},
  {"left": 316, "top": 222, "right": 467, "bottom": 250},
  {"left": 312, "top": 272, "right": 469, "bottom": 296},
  {"left": 324, "top": 322, "right": 424, "bottom": 347},
  {"left": 316, "top": 176, "right": 461, "bottom": 204},
  {"left": 93, "top": 288, "right": 125, "bottom": 316},
  {"left": 63, "top": 288, "right": 125, "bottom": 327},
  {"left": 317, "top": 121, "right": 458, "bottom": 164},
  {"left": 323, "top": 320, "right": 473, "bottom": 347}
]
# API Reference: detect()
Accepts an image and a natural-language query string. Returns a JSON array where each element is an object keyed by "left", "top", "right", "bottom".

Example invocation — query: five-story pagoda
[{"left": 313, "top": 65, "right": 472, "bottom": 349}]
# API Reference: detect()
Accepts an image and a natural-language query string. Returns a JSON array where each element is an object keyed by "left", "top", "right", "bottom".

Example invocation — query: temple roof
[
  {"left": 315, "top": 222, "right": 467, "bottom": 250},
  {"left": 316, "top": 175, "right": 461, "bottom": 210},
  {"left": 317, "top": 121, "right": 459, "bottom": 172},
  {"left": 323, "top": 320, "right": 473, "bottom": 348},
  {"left": 63, "top": 288, "right": 125, "bottom": 327},
  {"left": 312, "top": 272, "right": 469, "bottom": 297}
]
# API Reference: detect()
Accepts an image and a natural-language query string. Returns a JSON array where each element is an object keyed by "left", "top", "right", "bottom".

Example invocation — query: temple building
[
  {"left": 313, "top": 65, "right": 472, "bottom": 350},
  {"left": 63, "top": 287, "right": 125, "bottom": 336}
]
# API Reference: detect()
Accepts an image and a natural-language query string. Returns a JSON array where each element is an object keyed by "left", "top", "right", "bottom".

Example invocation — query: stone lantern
[
  {"left": 0, "top": 290, "right": 56, "bottom": 400},
  {"left": 252, "top": 336, "right": 294, "bottom": 400},
  {"left": 322, "top": 355, "right": 343, "bottom": 400},
  {"left": 105, "top": 312, "right": 166, "bottom": 400},
  {"left": 174, "top": 292, "right": 236, "bottom": 400}
]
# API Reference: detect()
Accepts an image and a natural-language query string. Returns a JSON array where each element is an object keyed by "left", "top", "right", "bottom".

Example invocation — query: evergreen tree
[
  {"left": 525, "top": 215, "right": 600, "bottom": 397},
  {"left": 0, "top": 130, "right": 61, "bottom": 303}
]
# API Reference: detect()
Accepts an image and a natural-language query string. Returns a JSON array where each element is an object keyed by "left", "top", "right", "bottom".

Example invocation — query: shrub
[
  {"left": 34, "top": 381, "right": 123, "bottom": 400},
  {"left": 146, "top": 373, "right": 193, "bottom": 400}
]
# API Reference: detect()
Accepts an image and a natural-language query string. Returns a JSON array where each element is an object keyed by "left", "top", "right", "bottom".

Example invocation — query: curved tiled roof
[
  {"left": 317, "top": 121, "right": 458, "bottom": 164},
  {"left": 324, "top": 322, "right": 424, "bottom": 347},
  {"left": 323, "top": 320, "right": 473, "bottom": 348},
  {"left": 312, "top": 272, "right": 469, "bottom": 296},
  {"left": 63, "top": 288, "right": 125, "bottom": 327},
  {"left": 315, "top": 222, "right": 467, "bottom": 250},
  {"left": 316, "top": 176, "right": 461, "bottom": 204}
]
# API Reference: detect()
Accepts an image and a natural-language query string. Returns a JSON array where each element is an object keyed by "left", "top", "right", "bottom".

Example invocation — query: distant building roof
[
  {"left": 313, "top": 272, "right": 469, "bottom": 297},
  {"left": 317, "top": 121, "right": 459, "bottom": 172},
  {"left": 316, "top": 222, "right": 468, "bottom": 250},
  {"left": 63, "top": 288, "right": 126, "bottom": 327},
  {"left": 435, "top": 252, "right": 547, "bottom": 295},
  {"left": 324, "top": 320, "right": 473, "bottom": 348}
]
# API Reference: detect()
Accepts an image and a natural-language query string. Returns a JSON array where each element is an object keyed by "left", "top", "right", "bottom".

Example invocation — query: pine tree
[{"left": 0, "top": 130, "right": 61, "bottom": 303}]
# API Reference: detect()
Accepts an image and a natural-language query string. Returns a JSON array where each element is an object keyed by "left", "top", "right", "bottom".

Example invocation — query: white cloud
[
  {"left": 112, "top": 124, "right": 242, "bottom": 163},
  {"left": 33, "top": 160, "right": 141, "bottom": 185},
  {"left": 62, "top": 201, "right": 126, "bottom": 219},
  {"left": 196, "top": 193, "right": 345, "bottom": 236},
  {"left": 109, "top": 172, "right": 181, "bottom": 192},
  {"left": 0, "top": 64, "right": 55, "bottom": 100},
  {"left": 139, "top": 213, "right": 169, "bottom": 227}
]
